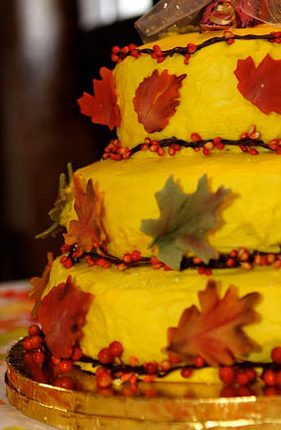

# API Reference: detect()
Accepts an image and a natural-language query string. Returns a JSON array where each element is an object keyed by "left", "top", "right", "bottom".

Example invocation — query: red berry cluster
[
  {"left": 96, "top": 341, "right": 124, "bottom": 388},
  {"left": 103, "top": 139, "right": 131, "bottom": 161},
  {"left": 269, "top": 31, "right": 281, "bottom": 44},
  {"left": 151, "top": 45, "right": 165, "bottom": 63},
  {"left": 141, "top": 137, "right": 182, "bottom": 157},
  {"left": 268, "top": 138, "right": 281, "bottom": 154},
  {"left": 190, "top": 133, "right": 226, "bottom": 156},
  {"left": 150, "top": 256, "right": 171, "bottom": 271},
  {"left": 111, "top": 44, "right": 140, "bottom": 63},
  {"left": 261, "top": 347, "right": 281, "bottom": 387},
  {"left": 219, "top": 366, "right": 257, "bottom": 386},
  {"left": 22, "top": 324, "right": 83, "bottom": 389}
]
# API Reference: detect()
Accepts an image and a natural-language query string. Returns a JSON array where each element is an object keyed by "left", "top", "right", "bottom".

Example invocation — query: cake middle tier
[{"left": 61, "top": 152, "right": 281, "bottom": 258}]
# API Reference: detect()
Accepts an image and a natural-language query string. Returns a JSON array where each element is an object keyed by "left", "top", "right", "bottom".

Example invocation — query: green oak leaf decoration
[
  {"left": 36, "top": 162, "right": 73, "bottom": 239},
  {"left": 141, "top": 175, "right": 230, "bottom": 270}
]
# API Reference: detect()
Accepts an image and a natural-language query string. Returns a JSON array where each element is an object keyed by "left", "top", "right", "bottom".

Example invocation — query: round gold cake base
[{"left": 6, "top": 342, "right": 281, "bottom": 429}]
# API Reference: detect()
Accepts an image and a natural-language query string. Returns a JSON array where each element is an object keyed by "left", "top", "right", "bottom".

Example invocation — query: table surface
[{"left": 0, "top": 280, "right": 55, "bottom": 429}]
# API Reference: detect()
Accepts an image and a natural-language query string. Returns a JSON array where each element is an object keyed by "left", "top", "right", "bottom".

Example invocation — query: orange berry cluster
[
  {"left": 111, "top": 44, "right": 140, "bottom": 63},
  {"left": 140, "top": 137, "right": 182, "bottom": 157},
  {"left": 103, "top": 139, "right": 131, "bottom": 161}
]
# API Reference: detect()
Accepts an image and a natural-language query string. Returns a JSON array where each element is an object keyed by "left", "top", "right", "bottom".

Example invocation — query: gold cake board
[{"left": 5, "top": 342, "right": 281, "bottom": 429}]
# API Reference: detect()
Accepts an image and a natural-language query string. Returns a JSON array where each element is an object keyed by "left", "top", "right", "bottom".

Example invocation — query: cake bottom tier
[{"left": 42, "top": 259, "right": 281, "bottom": 382}]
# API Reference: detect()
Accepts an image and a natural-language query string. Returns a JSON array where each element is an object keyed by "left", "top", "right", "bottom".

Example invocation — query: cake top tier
[{"left": 79, "top": 24, "right": 281, "bottom": 157}]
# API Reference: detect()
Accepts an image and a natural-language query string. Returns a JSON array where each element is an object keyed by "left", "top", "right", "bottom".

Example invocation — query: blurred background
[{"left": 0, "top": 0, "right": 157, "bottom": 281}]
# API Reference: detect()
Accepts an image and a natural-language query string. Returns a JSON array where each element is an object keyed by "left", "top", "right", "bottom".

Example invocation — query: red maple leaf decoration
[
  {"left": 133, "top": 69, "right": 186, "bottom": 133},
  {"left": 64, "top": 175, "right": 107, "bottom": 252},
  {"left": 167, "top": 279, "right": 261, "bottom": 366},
  {"left": 234, "top": 54, "right": 281, "bottom": 115},
  {"left": 30, "top": 252, "right": 54, "bottom": 317},
  {"left": 37, "top": 276, "right": 93, "bottom": 358},
  {"left": 77, "top": 67, "right": 121, "bottom": 130}
]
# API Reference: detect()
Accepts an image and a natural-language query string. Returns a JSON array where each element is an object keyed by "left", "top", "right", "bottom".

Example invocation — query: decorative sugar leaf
[
  {"left": 133, "top": 69, "right": 186, "bottom": 133},
  {"left": 30, "top": 252, "right": 54, "bottom": 318},
  {"left": 167, "top": 279, "right": 261, "bottom": 366},
  {"left": 141, "top": 175, "right": 230, "bottom": 269},
  {"left": 234, "top": 54, "right": 281, "bottom": 115},
  {"left": 37, "top": 276, "right": 93, "bottom": 358},
  {"left": 36, "top": 163, "right": 73, "bottom": 239},
  {"left": 77, "top": 67, "right": 121, "bottom": 130},
  {"left": 64, "top": 175, "right": 107, "bottom": 252}
]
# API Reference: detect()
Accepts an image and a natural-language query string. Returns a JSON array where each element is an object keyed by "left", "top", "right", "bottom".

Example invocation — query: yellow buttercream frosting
[
  {"left": 45, "top": 258, "right": 281, "bottom": 382},
  {"left": 114, "top": 25, "right": 281, "bottom": 149},
  {"left": 60, "top": 152, "right": 281, "bottom": 259}
]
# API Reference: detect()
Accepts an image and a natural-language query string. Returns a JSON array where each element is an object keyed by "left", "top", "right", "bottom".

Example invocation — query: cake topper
[{"left": 135, "top": 0, "right": 281, "bottom": 41}]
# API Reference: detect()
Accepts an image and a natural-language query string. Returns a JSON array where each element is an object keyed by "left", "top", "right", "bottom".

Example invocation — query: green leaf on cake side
[
  {"left": 167, "top": 279, "right": 261, "bottom": 366},
  {"left": 141, "top": 175, "right": 230, "bottom": 270},
  {"left": 36, "top": 162, "right": 73, "bottom": 239}
]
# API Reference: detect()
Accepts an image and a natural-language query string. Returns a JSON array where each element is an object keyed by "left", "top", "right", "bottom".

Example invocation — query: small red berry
[
  {"left": 144, "top": 362, "right": 159, "bottom": 375},
  {"left": 28, "top": 324, "right": 41, "bottom": 336},
  {"left": 220, "top": 386, "right": 237, "bottom": 398},
  {"left": 123, "top": 253, "right": 133, "bottom": 264},
  {"left": 23, "top": 351, "right": 33, "bottom": 365},
  {"left": 22, "top": 337, "right": 32, "bottom": 351},
  {"left": 181, "top": 367, "right": 193, "bottom": 379},
  {"left": 226, "top": 38, "right": 235, "bottom": 45},
  {"left": 194, "top": 355, "right": 205, "bottom": 368},
  {"left": 51, "top": 356, "right": 61, "bottom": 365},
  {"left": 131, "top": 250, "right": 141, "bottom": 261},
  {"left": 167, "top": 352, "right": 182, "bottom": 365},
  {"left": 59, "top": 360, "right": 73, "bottom": 373},
  {"left": 32, "top": 351, "right": 45, "bottom": 365},
  {"left": 109, "top": 341, "right": 123, "bottom": 358},
  {"left": 187, "top": 43, "right": 197, "bottom": 53},
  {"left": 219, "top": 366, "right": 236, "bottom": 385},
  {"left": 53, "top": 376, "right": 75, "bottom": 390},
  {"left": 29, "top": 335, "right": 43, "bottom": 349},
  {"left": 246, "top": 368, "right": 257, "bottom": 383},
  {"left": 235, "top": 370, "right": 250, "bottom": 386},
  {"left": 191, "top": 132, "right": 202, "bottom": 142},
  {"left": 263, "top": 369, "right": 276, "bottom": 386},
  {"left": 98, "top": 348, "right": 113, "bottom": 364},
  {"left": 96, "top": 368, "right": 113, "bottom": 388},
  {"left": 72, "top": 347, "right": 83, "bottom": 361},
  {"left": 271, "top": 347, "right": 281, "bottom": 364}
]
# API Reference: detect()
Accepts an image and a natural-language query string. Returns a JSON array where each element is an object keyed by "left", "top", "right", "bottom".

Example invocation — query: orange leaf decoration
[
  {"left": 133, "top": 69, "right": 186, "bottom": 133},
  {"left": 167, "top": 279, "right": 261, "bottom": 366},
  {"left": 77, "top": 67, "right": 121, "bottom": 130},
  {"left": 30, "top": 252, "right": 54, "bottom": 317},
  {"left": 64, "top": 176, "right": 107, "bottom": 252},
  {"left": 234, "top": 54, "right": 281, "bottom": 115},
  {"left": 37, "top": 276, "right": 93, "bottom": 358}
]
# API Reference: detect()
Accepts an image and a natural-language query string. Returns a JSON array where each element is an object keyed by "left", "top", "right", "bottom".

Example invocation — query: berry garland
[
  {"left": 60, "top": 243, "right": 281, "bottom": 276},
  {"left": 21, "top": 324, "right": 281, "bottom": 393},
  {"left": 102, "top": 128, "right": 281, "bottom": 161},
  {"left": 111, "top": 32, "right": 281, "bottom": 64}
]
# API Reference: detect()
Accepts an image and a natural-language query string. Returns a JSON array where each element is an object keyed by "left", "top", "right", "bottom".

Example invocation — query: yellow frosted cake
[{"left": 25, "top": 20, "right": 281, "bottom": 389}]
